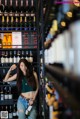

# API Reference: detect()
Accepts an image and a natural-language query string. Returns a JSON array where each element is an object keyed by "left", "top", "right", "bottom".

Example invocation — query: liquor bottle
[
  {"left": 21, "top": 50, "right": 24, "bottom": 59},
  {"left": 20, "top": 15, "right": 23, "bottom": 28},
  {"left": 0, "top": 0, "right": 3, "bottom": 27},
  {"left": 4, "top": 0, "right": 9, "bottom": 27},
  {"left": 25, "top": 105, "right": 33, "bottom": 115},
  {"left": 8, "top": 86, "right": 12, "bottom": 99},
  {"left": 9, "top": 0, "right": 14, "bottom": 13},
  {"left": 8, "top": 105, "right": 13, "bottom": 119},
  {"left": 5, "top": 105, "right": 8, "bottom": 118},
  {"left": 6, "top": 16, "right": 9, "bottom": 28},
  {"left": 24, "top": 16, "right": 28, "bottom": 28},
  {"left": 24, "top": 0, "right": 29, "bottom": 28},
  {"left": 30, "top": 0, "right": 35, "bottom": 14},
  {"left": 25, "top": 51, "right": 29, "bottom": 60},
  {"left": 13, "top": 104, "right": 17, "bottom": 118},
  {"left": 9, "top": 0, "right": 14, "bottom": 28},
  {"left": 28, "top": 51, "right": 33, "bottom": 63},
  {"left": 4, "top": 0, "right": 9, "bottom": 13},
  {"left": 24, "top": 0, "right": 30, "bottom": 15},
  {"left": 19, "top": 0, "right": 24, "bottom": 28},
  {"left": 15, "top": 0, "right": 19, "bottom": 28},
  {"left": 1, "top": 86, "right": 4, "bottom": 101},
  {"left": 4, "top": 86, "right": 8, "bottom": 100},
  {"left": 13, "top": 51, "right": 17, "bottom": 63},
  {"left": 2, "top": 15, "right": 5, "bottom": 27},
  {"left": 0, "top": 34, "right": 2, "bottom": 48},
  {"left": 9, "top": 51, "right": 13, "bottom": 63},
  {"left": 10, "top": 16, "right": 14, "bottom": 28},
  {"left": 16, "top": 51, "right": 20, "bottom": 63},
  {"left": 5, "top": 51, "right": 8, "bottom": 63},
  {"left": 1, "top": 51, "right": 5, "bottom": 64},
  {"left": 0, "top": 0, "right": 3, "bottom": 13}
]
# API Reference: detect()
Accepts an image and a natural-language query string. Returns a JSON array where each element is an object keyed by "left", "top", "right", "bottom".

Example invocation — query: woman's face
[{"left": 20, "top": 62, "right": 27, "bottom": 73}]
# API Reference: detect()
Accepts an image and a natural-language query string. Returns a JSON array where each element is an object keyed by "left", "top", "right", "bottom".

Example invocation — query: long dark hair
[{"left": 17, "top": 59, "right": 36, "bottom": 93}]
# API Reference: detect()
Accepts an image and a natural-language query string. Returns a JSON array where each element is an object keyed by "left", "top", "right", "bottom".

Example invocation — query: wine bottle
[
  {"left": 4, "top": 0, "right": 9, "bottom": 27},
  {"left": 28, "top": 51, "right": 33, "bottom": 63},
  {"left": 30, "top": 0, "right": 35, "bottom": 14},
  {"left": 8, "top": 86, "right": 12, "bottom": 99},
  {"left": 25, "top": 105, "right": 33, "bottom": 115},
  {"left": 10, "top": 16, "right": 14, "bottom": 28},
  {"left": 9, "top": 51, "right": 13, "bottom": 63},
  {"left": 0, "top": 0, "right": 3, "bottom": 27},
  {"left": 25, "top": 51, "right": 29, "bottom": 60},
  {"left": 8, "top": 105, "right": 13, "bottom": 119},
  {"left": 0, "top": 34, "right": 2, "bottom": 48},
  {"left": 13, "top": 104, "right": 17, "bottom": 118},
  {"left": 9, "top": 0, "right": 14, "bottom": 13},
  {"left": 1, "top": 51, "right": 5, "bottom": 64},
  {"left": 1, "top": 86, "right": 4, "bottom": 101},
  {"left": 5, "top": 51, "right": 9, "bottom": 63},
  {"left": 15, "top": 0, "right": 19, "bottom": 28},
  {"left": 9, "top": 0, "right": 14, "bottom": 28},
  {"left": 21, "top": 50, "right": 24, "bottom": 59},
  {"left": 4, "top": 86, "right": 8, "bottom": 100},
  {"left": 2, "top": 15, "right": 5, "bottom": 27},
  {"left": 0, "top": 0, "right": 3, "bottom": 13},
  {"left": 13, "top": 51, "right": 17, "bottom": 63},
  {"left": 16, "top": 51, "right": 20, "bottom": 63},
  {"left": 19, "top": 0, "right": 24, "bottom": 28},
  {"left": 24, "top": 0, "right": 30, "bottom": 15}
]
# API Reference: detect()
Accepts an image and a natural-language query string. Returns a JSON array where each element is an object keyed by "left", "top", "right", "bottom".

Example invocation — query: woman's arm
[
  {"left": 3, "top": 64, "right": 17, "bottom": 82},
  {"left": 3, "top": 74, "right": 17, "bottom": 82}
]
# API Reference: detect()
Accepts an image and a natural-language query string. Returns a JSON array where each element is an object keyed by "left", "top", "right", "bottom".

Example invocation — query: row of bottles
[
  {"left": 0, "top": 0, "right": 36, "bottom": 29},
  {"left": 0, "top": 15, "right": 36, "bottom": 28},
  {"left": 0, "top": 50, "right": 33, "bottom": 63},
  {"left": 0, "top": 86, "right": 12, "bottom": 101},
  {"left": 0, "top": 0, "right": 35, "bottom": 14},
  {"left": 0, "top": 104, "right": 18, "bottom": 119}
]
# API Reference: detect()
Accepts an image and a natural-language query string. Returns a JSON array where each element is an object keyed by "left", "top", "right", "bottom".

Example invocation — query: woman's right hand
[{"left": 10, "top": 64, "right": 17, "bottom": 71}]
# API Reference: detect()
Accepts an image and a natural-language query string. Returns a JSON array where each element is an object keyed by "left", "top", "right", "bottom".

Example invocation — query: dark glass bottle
[
  {"left": 19, "top": 0, "right": 24, "bottom": 28},
  {"left": 4, "top": 0, "right": 9, "bottom": 27},
  {"left": 0, "top": 34, "right": 2, "bottom": 48},
  {"left": 8, "top": 105, "right": 13, "bottom": 119},
  {"left": 0, "top": 0, "right": 3, "bottom": 27},
  {"left": 14, "top": 0, "right": 19, "bottom": 28},
  {"left": 30, "top": 0, "right": 35, "bottom": 14},
  {"left": 9, "top": 0, "right": 14, "bottom": 28}
]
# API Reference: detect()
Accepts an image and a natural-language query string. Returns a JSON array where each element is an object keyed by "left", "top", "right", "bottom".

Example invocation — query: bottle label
[
  {"left": 1, "top": 111, "right": 8, "bottom": 118},
  {"left": 25, "top": 105, "right": 32, "bottom": 115},
  {"left": 1, "top": 94, "right": 4, "bottom": 100},
  {"left": 5, "top": 94, "right": 8, "bottom": 99},
  {"left": 5, "top": 58, "right": 8, "bottom": 63},
  {"left": 1, "top": 57, "right": 5, "bottom": 63},
  {"left": 9, "top": 58, "right": 13, "bottom": 63},
  {"left": 13, "top": 112, "right": 17, "bottom": 117},
  {"left": 14, "top": 57, "right": 16, "bottom": 63},
  {"left": 8, "top": 94, "right": 12, "bottom": 99},
  {"left": 9, "top": 113, "right": 13, "bottom": 118}
]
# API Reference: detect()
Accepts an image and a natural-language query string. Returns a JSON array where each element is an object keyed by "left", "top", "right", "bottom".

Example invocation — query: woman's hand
[
  {"left": 29, "top": 99, "right": 34, "bottom": 105},
  {"left": 10, "top": 64, "right": 17, "bottom": 71}
]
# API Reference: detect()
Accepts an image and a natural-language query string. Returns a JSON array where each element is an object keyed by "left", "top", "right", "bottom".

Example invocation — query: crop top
[{"left": 21, "top": 76, "right": 34, "bottom": 93}]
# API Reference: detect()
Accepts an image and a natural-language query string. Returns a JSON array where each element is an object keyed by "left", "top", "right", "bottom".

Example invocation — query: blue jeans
[{"left": 17, "top": 96, "right": 37, "bottom": 119}]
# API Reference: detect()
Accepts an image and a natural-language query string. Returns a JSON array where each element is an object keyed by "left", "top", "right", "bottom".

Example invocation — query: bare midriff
[{"left": 21, "top": 91, "right": 36, "bottom": 99}]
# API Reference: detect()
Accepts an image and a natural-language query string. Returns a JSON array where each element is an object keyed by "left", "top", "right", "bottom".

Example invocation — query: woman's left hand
[{"left": 29, "top": 99, "right": 34, "bottom": 105}]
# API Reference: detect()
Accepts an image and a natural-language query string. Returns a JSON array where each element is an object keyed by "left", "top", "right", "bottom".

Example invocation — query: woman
[{"left": 3, "top": 59, "right": 39, "bottom": 119}]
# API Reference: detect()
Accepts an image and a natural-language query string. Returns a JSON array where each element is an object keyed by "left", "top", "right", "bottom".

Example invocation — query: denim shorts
[{"left": 17, "top": 96, "right": 37, "bottom": 119}]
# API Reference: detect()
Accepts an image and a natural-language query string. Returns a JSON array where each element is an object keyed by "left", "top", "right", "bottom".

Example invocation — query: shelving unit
[{"left": 0, "top": 0, "right": 41, "bottom": 119}]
